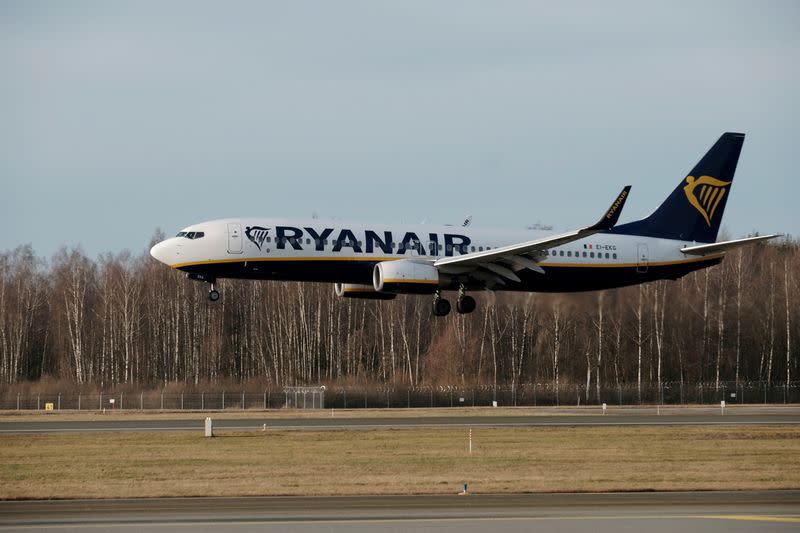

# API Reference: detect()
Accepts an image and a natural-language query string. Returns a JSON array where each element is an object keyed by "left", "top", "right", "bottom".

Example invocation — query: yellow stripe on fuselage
[
  {"left": 170, "top": 254, "right": 721, "bottom": 271},
  {"left": 382, "top": 278, "right": 439, "bottom": 284}
]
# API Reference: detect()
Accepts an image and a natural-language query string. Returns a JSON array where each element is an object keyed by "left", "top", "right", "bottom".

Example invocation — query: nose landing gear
[
  {"left": 208, "top": 286, "right": 220, "bottom": 302},
  {"left": 186, "top": 273, "right": 220, "bottom": 302}
]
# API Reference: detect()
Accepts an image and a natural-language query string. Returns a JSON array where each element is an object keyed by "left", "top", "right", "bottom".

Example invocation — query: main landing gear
[
  {"left": 433, "top": 292, "right": 451, "bottom": 316},
  {"left": 432, "top": 287, "right": 476, "bottom": 317}
]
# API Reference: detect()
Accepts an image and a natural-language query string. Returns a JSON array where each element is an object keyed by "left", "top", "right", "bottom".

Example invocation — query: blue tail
[{"left": 611, "top": 132, "right": 744, "bottom": 243}]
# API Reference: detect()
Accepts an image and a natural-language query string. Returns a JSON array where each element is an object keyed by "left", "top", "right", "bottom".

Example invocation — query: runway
[
  {"left": 1, "top": 406, "right": 798, "bottom": 434},
  {"left": 1, "top": 492, "right": 798, "bottom": 532}
]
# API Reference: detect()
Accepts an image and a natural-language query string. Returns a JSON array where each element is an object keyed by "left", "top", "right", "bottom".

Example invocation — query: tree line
[{"left": 0, "top": 233, "right": 797, "bottom": 397}]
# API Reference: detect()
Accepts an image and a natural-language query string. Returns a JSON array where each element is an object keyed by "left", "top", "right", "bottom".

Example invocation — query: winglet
[{"left": 589, "top": 186, "right": 632, "bottom": 231}]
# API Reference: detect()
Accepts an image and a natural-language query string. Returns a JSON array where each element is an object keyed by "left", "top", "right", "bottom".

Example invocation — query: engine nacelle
[
  {"left": 373, "top": 260, "right": 441, "bottom": 294},
  {"left": 334, "top": 283, "right": 397, "bottom": 300}
]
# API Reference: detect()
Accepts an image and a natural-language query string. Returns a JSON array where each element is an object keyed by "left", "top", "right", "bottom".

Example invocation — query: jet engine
[
  {"left": 373, "top": 260, "right": 442, "bottom": 294},
  {"left": 334, "top": 283, "right": 396, "bottom": 300}
]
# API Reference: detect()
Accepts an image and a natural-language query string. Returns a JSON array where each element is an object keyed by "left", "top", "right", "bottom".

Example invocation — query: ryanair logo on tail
[{"left": 683, "top": 175, "right": 731, "bottom": 226}]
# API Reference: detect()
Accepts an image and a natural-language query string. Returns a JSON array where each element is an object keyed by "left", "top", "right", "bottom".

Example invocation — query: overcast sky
[{"left": 2, "top": 1, "right": 798, "bottom": 258}]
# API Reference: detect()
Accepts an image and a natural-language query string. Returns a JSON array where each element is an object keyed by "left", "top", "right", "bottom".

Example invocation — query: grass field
[{"left": 1, "top": 425, "right": 798, "bottom": 499}]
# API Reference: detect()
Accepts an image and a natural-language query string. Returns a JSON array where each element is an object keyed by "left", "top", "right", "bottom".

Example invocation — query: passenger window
[
  {"left": 559, "top": 250, "right": 564, "bottom": 257},
  {"left": 582, "top": 251, "right": 587, "bottom": 258},
  {"left": 590, "top": 252, "right": 594, "bottom": 258},
  {"left": 613, "top": 253, "right": 618, "bottom": 259},
  {"left": 567, "top": 251, "right": 572, "bottom": 257},
  {"left": 446, "top": 244, "right": 453, "bottom": 253},
  {"left": 306, "top": 238, "right": 311, "bottom": 245},
  {"left": 605, "top": 253, "right": 609, "bottom": 259}
]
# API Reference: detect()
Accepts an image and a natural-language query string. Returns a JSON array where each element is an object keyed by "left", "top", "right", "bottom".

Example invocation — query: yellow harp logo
[{"left": 683, "top": 175, "right": 731, "bottom": 226}]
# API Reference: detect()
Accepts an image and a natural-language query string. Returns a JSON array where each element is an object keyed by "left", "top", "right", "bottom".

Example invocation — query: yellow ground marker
[{"left": 702, "top": 515, "right": 800, "bottom": 523}]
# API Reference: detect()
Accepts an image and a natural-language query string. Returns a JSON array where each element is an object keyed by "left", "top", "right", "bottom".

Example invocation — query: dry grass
[
  {"left": 2, "top": 404, "right": 797, "bottom": 422},
  {"left": 1, "top": 425, "right": 798, "bottom": 499}
]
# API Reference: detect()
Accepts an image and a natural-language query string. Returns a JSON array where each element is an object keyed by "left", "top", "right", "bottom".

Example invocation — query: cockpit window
[{"left": 177, "top": 231, "right": 205, "bottom": 239}]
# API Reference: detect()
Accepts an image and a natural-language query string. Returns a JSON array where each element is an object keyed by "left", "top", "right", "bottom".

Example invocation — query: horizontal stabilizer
[{"left": 680, "top": 234, "right": 780, "bottom": 256}]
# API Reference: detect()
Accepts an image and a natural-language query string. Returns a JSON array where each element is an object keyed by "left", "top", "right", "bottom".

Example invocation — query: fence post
[
  {"left": 37, "top": 394, "right": 40, "bottom": 411},
  {"left": 343, "top": 389, "right": 347, "bottom": 409},
  {"left": 120, "top": 392, "right": 123, "bottom": 410},
  {"left": 201, "top": 392, "right": 204, "bottom": 411},
  {"left": 430, "top": 388, "right": 433, "bottom": 408},
  {"left": 99, "top": 393, "right": 102, "bottom": 411},
  {"left": 16, "top": 393, "right": 20, "bottom": 411},
  {"left": 407, "top": 389, "right": 410, "bottom": 408},
  {"left": 140, "top": 391, "right": 143, "bottom": 411},
  {"left": 242, "top": 391, "right": 245, "bottom": 411},
  {"left": 222, "top": 391, "right": 225, "bottom": 410},
  {"left": 181, "top": 393, "right": 184, "bottom": 411},
  {"left": 78, "top": 393, "right": 81, "bottom": 411},
  {"left": 58, "top": 393, "right": 61, "bottom": 411},
  {"left": 160, "top": 391, "right": 163, "bottom": 411},
  {"left": 263, "top": 391, "right": 267, "bottom": 410}
]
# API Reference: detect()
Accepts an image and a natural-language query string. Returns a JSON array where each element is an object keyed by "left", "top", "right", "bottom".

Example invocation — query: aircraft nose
[{"left": 150, "top": 240, "right": 174, "bottom": 265}]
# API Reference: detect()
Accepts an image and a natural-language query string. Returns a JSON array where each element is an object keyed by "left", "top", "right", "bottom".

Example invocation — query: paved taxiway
[
  {"left": 1, "top": 492, "right": 798, "bottom": 532},
  {"left": 1, "top": 406, "right": 798, "bottom": 434}
]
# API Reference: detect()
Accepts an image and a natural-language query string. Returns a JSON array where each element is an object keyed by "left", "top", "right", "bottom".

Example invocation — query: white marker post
[
  {"left": 602, "top": 403, "right": 607, "bottom": 415},
  {"left": 205, "top": 417, "right": 213, "bottom": 437},
  {"left": 720, "top": 400, "right": 725, "bottom": 415}
]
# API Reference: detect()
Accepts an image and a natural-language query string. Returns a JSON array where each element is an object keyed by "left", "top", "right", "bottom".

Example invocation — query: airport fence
[{"left": 2, "top": 381, "right": 799, "bottom": 411}]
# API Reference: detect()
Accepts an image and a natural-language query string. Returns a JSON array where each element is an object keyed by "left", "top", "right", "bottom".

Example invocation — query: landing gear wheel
[
  {"left": 457, "top": 295, "right": 476, "bottom": 314},
  {"left": 433, "top": 298, "right": 451, "bottom": 317},
  {"left": 208, "top": 289, "right": 220, "bottom": 302}
]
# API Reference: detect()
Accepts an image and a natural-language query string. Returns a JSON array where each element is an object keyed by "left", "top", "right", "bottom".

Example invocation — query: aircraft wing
[
  {"left": 680, "top": 234, "right": 780, "bottom": 256},
  {"left": 433, "top": 186, "right": 631, "bottom": 282}
]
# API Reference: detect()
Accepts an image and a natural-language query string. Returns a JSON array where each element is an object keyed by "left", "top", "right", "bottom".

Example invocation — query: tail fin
[{"left": 612, "top": 132, "right": 745, "bottom": 243}]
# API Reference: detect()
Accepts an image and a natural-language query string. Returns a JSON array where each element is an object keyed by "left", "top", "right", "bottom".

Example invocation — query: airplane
[{"left": 150, "top": 132, "right": 778, "bottom": 316}]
